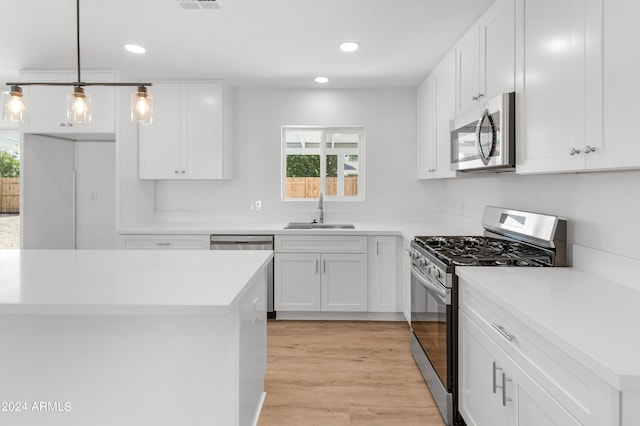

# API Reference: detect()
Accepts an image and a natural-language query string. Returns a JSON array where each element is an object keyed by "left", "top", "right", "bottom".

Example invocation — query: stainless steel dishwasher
[{"left": 210, "top": 235, "right": 275, "bottom": 318}]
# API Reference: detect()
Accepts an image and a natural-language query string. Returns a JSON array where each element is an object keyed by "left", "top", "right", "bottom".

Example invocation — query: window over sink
[{"left": 281, "top": 126, "right": 364, "bottom": 201}]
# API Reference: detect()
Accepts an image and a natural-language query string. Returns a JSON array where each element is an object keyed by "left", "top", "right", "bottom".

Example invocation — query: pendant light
[{"left": 2, "top": 0, "right": 153, "bottom": 125}]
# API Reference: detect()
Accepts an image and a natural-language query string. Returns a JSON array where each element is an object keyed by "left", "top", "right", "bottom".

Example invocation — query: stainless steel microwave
[{"left": 450, "top": 92, "right": 515, "bottom": 171}]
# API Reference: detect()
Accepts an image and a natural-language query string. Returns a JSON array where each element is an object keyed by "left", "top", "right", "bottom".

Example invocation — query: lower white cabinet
[
  {"left": 460, "top": 311, "right": 581, "bottom": 426},
  {"left": 274, "top": 253, "right": 367, "bottom": 312},
  {"left": 459, "top": 278, "right": 618, "bottom": 426},
  {"left": 118, "top": 234, "right": 210, "bottom": 249},
  {"left": 274, "top": 235, "right": 368, "bottom": 312},
  {"left": 367, "top": 236, "right": 397, "bottom": 312}
]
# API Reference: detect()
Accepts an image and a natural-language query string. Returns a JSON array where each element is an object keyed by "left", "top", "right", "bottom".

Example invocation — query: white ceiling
[{"left": 1, "top": 0, "right": 495, "bottom": 89}]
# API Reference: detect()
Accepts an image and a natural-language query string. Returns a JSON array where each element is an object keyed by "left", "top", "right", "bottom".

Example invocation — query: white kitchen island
[{"left": 0, "top": 249, "right": 272, "bottom": 426}]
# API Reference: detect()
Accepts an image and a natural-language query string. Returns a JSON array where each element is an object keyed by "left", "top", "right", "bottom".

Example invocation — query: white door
[
  {"left": 21, "top": 134, "right": 75, "bottom": 248},
  {"left": 592, "top": 0, "right": 640, "bottom": 170},
  {"left": 456, "top": 25, "right": 480, "bottom": 115},
  {"left": 416, "top": 74, "right": 436, "bottom": 179},
  {"left": 182, "top": 83, "right": 224, "bottom": 179},
  {"left": 139, "top": 83, "right": 182, "bottom": 179},
  {"left": 274, "top": 253, "right": 321, "bottom": 311},
  {"left": 479, "top": 0, "right": 515, "bottom": 101},
  {"left": 321, "top": 253, "right": 367, "bottom": 312},
  {"left": 433, "top": 51, "right": 458, "bottom": 179},
  {"left": 74, "top": 141, "right": 116, "bottom": 249}
]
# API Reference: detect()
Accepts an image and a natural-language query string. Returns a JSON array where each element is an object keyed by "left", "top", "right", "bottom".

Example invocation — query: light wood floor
[{"left": 257, "top": 320, "right": 445, "bottom": 426}]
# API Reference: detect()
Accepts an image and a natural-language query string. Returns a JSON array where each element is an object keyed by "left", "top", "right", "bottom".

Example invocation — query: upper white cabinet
[
  {"left": 19, "top": 71, "right": 116, "bottom": 134},
  {"left": 455, "top": 0, "right": 515, "bottom": 115},
  {"left": 367, "top": 236, "right": 397, "bottom": 312},
  {"left": 139, "top": 82, "right": 232, "bottom": 180},
  {"left": 514, "top": 0, "right": 603, "bottom": 174},
  {"left": 595, "top": 0, "right": 640, "bottom": 170},
  {"left": 417, "top": 51, "right": 458, "bottom": 180},
  {"left": 416, "top": 73, "right": 435, "bottom": 179}
]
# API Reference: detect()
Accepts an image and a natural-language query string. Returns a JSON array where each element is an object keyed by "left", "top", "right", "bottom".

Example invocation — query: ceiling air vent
[{"left": 176, "top": 0, "right": 220, "bottom": 10}]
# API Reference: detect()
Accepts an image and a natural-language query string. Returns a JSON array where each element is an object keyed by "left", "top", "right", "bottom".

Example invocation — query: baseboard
[
  {"left": 275, "top": 311, "right": 405, "bottom": 321},
  {"left": 251, "top": 391, "right": 266, "bottom": 426}
]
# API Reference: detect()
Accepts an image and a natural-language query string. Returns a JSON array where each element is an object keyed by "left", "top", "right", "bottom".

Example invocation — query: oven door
[{"left": 410, "top": 264, "right": 452, "bottom": 392}]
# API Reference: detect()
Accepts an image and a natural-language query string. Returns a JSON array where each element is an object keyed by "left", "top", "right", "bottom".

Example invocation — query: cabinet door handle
[
  {"left": 477, "top": 93, "right": 484, "bottom": 99},
  {"left": 323, "top": 260, "right": 326, "bottom": 273},
  {"left": 583, "top": 145, "right": 596, "bottom": 154},
  {"left": 376, "top": 241, "right": 380, "bottom": 255},
  {"left": 181, "top": 170, "right": 186, "bottom": 174},
  {"left": 492, "top": 362, "right": 502, "bottom": 393},
  {"left": 501, "top": 372, "right": 512, "bottom": 406},
  {"left": 316, "top": 259, "right": 319, "bottom": 274},
  {"left": 155, "top": 242, "right": 171, "bottom": 247},
  {"left": 569, "top": 147, "right": 581, "bottom": 156},
  {"left": 472, "top": 95, "right": 479, "bottom": 101},
  {"left": 174, "top": 170, "right": 179, "bottom": 174},
  {"left": 491, "top": 323, "right": 515, "bottom": 341}
]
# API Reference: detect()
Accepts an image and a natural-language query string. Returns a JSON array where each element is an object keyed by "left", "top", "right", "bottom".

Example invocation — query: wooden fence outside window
[
  {"left": 286, "top": 176, "right": 358, "bottom": 198},
  {"left": 0, "top": 178, "right": 19, "bottom": 213}
]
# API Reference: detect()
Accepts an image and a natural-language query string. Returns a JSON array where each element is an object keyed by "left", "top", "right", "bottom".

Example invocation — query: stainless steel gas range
[{"left": 409, "top": 206, "right": 567, "bottom": 426}]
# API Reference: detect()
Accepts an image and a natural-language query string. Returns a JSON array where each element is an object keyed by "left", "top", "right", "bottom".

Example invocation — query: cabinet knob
[
  {"left": 68, "top": 122, "right": 73, "bottom": 127},
  {"left": 181, "top": 170, "right": 186, "bottom": 174},
  {"left": 174, "top": 170, "right": 179, "bottom": 174},
  {"left": 477, "top": 93, "right": 484, "bottom": 99},
  {"left": 569, "top": 148, "right": 581, "bottom": 156},
  {"left": 583, "top": 145, "right": 596, "bottom": 154},
  {"left": 472, "top": 95, "right": 478, "bottom": 101},
  {"left": 60, "top": 123, "right": 67, "bottom": 127}
]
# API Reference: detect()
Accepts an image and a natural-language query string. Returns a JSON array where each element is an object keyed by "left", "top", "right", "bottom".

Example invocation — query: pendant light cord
[{"left": 76, "top": 0, "right": 81, "bottom": 84}]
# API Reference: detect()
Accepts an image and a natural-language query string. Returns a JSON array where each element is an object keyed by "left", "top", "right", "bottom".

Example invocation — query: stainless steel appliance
[
  {"left": 450, "top": 92, "right": 515, "bottom": 171},
  {"left": 409, "top": 206, "right": 566, "bottom": 425},
  {"left": 210, "top": 235, "right": 275, "bottom": 318}
]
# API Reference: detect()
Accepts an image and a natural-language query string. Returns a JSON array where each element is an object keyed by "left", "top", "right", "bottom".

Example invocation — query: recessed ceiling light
[
  {"left": 339, "top": 41, "right": 359, "bottom": 52},
  {"left": 315, "top": 77, "right": 329, "bottom": 84},
  {"left": 124, "top": 44, "right": 146, "bottom": 54}
]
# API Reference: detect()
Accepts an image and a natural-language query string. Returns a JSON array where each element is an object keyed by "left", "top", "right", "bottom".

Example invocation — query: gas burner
[{"left": 413, "top": 235, "right": 554, "bottom": 267}]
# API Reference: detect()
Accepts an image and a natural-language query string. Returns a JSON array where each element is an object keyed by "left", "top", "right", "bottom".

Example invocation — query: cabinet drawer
[
  {"left": 459, "top": 280, "right": 617, "bottom": 425},
  {"left": 275, "top": 235, "right": 367, "bottom": 254},
  {"left": 119, "top": 235, "right": 210, "bottom": 250}
]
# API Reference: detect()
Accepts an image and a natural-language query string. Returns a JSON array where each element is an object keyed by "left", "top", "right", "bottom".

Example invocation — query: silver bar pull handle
[
  {"left": 155, "top": 242, "right": 171, "bottom": 247},
  {"left": 376, "top": 241, "right": 380, "bottom": 255},
  {"left": 323, "top": 259, "right": 326, "bottom": 273},
  {"left": 316, "top": 259, "right": 319, "bottom": 274},
  {"left": 502, "top": 372, "right": 512, "bottom": 406},
  {"left": 492, "top": 362, "right": 502, "bottom": 393},
  {"left": 491, "top": 323, "right": 515, "bottom": 341}
]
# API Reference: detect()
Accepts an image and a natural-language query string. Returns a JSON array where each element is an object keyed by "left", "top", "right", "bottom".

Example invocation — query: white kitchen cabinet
[
  {"left": 138, "top": 82, "right": 232, "bottom": 180},
  {"left": 459, "top": 278, "right": 618, "bottom": 426},
  {"left": 514, "top": 0, "right": 602, "bottom": 174},
  {"left": 19, "top": 71, "right": 116, "bottom": 134},
  {"left": 416, "top": 73, "right": 435, "bottom": 179},
  {"left": 367, "top": 236, "right": 397, "bottom": 312},
  {"left": 594, "top": 0, "right": 640, "bottom": 170},
  {"left": 416, "top": 51, "right": 458, "bottom": 180},
  {"left": 274, "top": 253, "right": 321, "bottom": 311},
  {"left": 455, "top": 0, "right": 515, "bottom": 115},
  {"left": 274, "top": 236, "right": 368, "bottom": 312},
  {"left": 402, "top": 238, "right": 411, "bottom": 323},
  {"left": 118, "top": 234, "right": 210, "bottom": 249},
  {"left": 459, "top": 311, "right": 581, "bottom": 426}
]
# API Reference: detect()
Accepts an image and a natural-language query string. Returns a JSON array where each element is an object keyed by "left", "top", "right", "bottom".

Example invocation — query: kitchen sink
[{"left": 284, "top": 222, "right": 355, "bottom": 230}]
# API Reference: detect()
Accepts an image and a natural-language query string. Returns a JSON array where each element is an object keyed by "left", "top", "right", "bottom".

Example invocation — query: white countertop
[
  {"left": 119, "top": 220, "right": 482, "bottom": 241},
  {"left": 0, "top": 249, "right": 273, "bottom": 316},
  {"left": 456, "top": 267, "right": 640, "bottom": 391}
]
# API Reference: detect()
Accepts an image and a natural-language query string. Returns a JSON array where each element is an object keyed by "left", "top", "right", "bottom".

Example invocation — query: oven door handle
[{"left": 411, "top": 266, "right": 447, "bottom": 299}]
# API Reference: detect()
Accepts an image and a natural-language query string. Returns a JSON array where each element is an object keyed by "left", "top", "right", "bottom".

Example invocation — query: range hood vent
[{"left": 176, "top": 0, "right": 220, "bottom": 10}]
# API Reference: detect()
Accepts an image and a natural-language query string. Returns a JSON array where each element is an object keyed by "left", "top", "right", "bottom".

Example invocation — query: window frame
[{"left": 281, "top": 125, "right": 365, "bottom": 202}]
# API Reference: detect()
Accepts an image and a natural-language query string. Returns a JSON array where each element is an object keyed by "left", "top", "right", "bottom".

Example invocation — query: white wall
[
  {"left": 154, "top": 88, "right": 443, "bottom": 222},
  {"left": 442, "top": 170, "right": 640, "bottom": 262}
]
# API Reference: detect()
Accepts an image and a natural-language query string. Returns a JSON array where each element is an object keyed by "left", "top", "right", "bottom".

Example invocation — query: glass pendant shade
[
  {"left": 2, "top": 86, "right": 26, "bottom": 123},
  {"left": 131, "top": 86, "right": 153, "bottom": 124},
  {"left": 67, "top": 86, "right": 92, "bottom": 125}
]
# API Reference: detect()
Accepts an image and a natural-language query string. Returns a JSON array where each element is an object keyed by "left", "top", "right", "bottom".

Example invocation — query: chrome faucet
[{"left": 318, "top": 192, "right": 324, "bottom": 224}]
